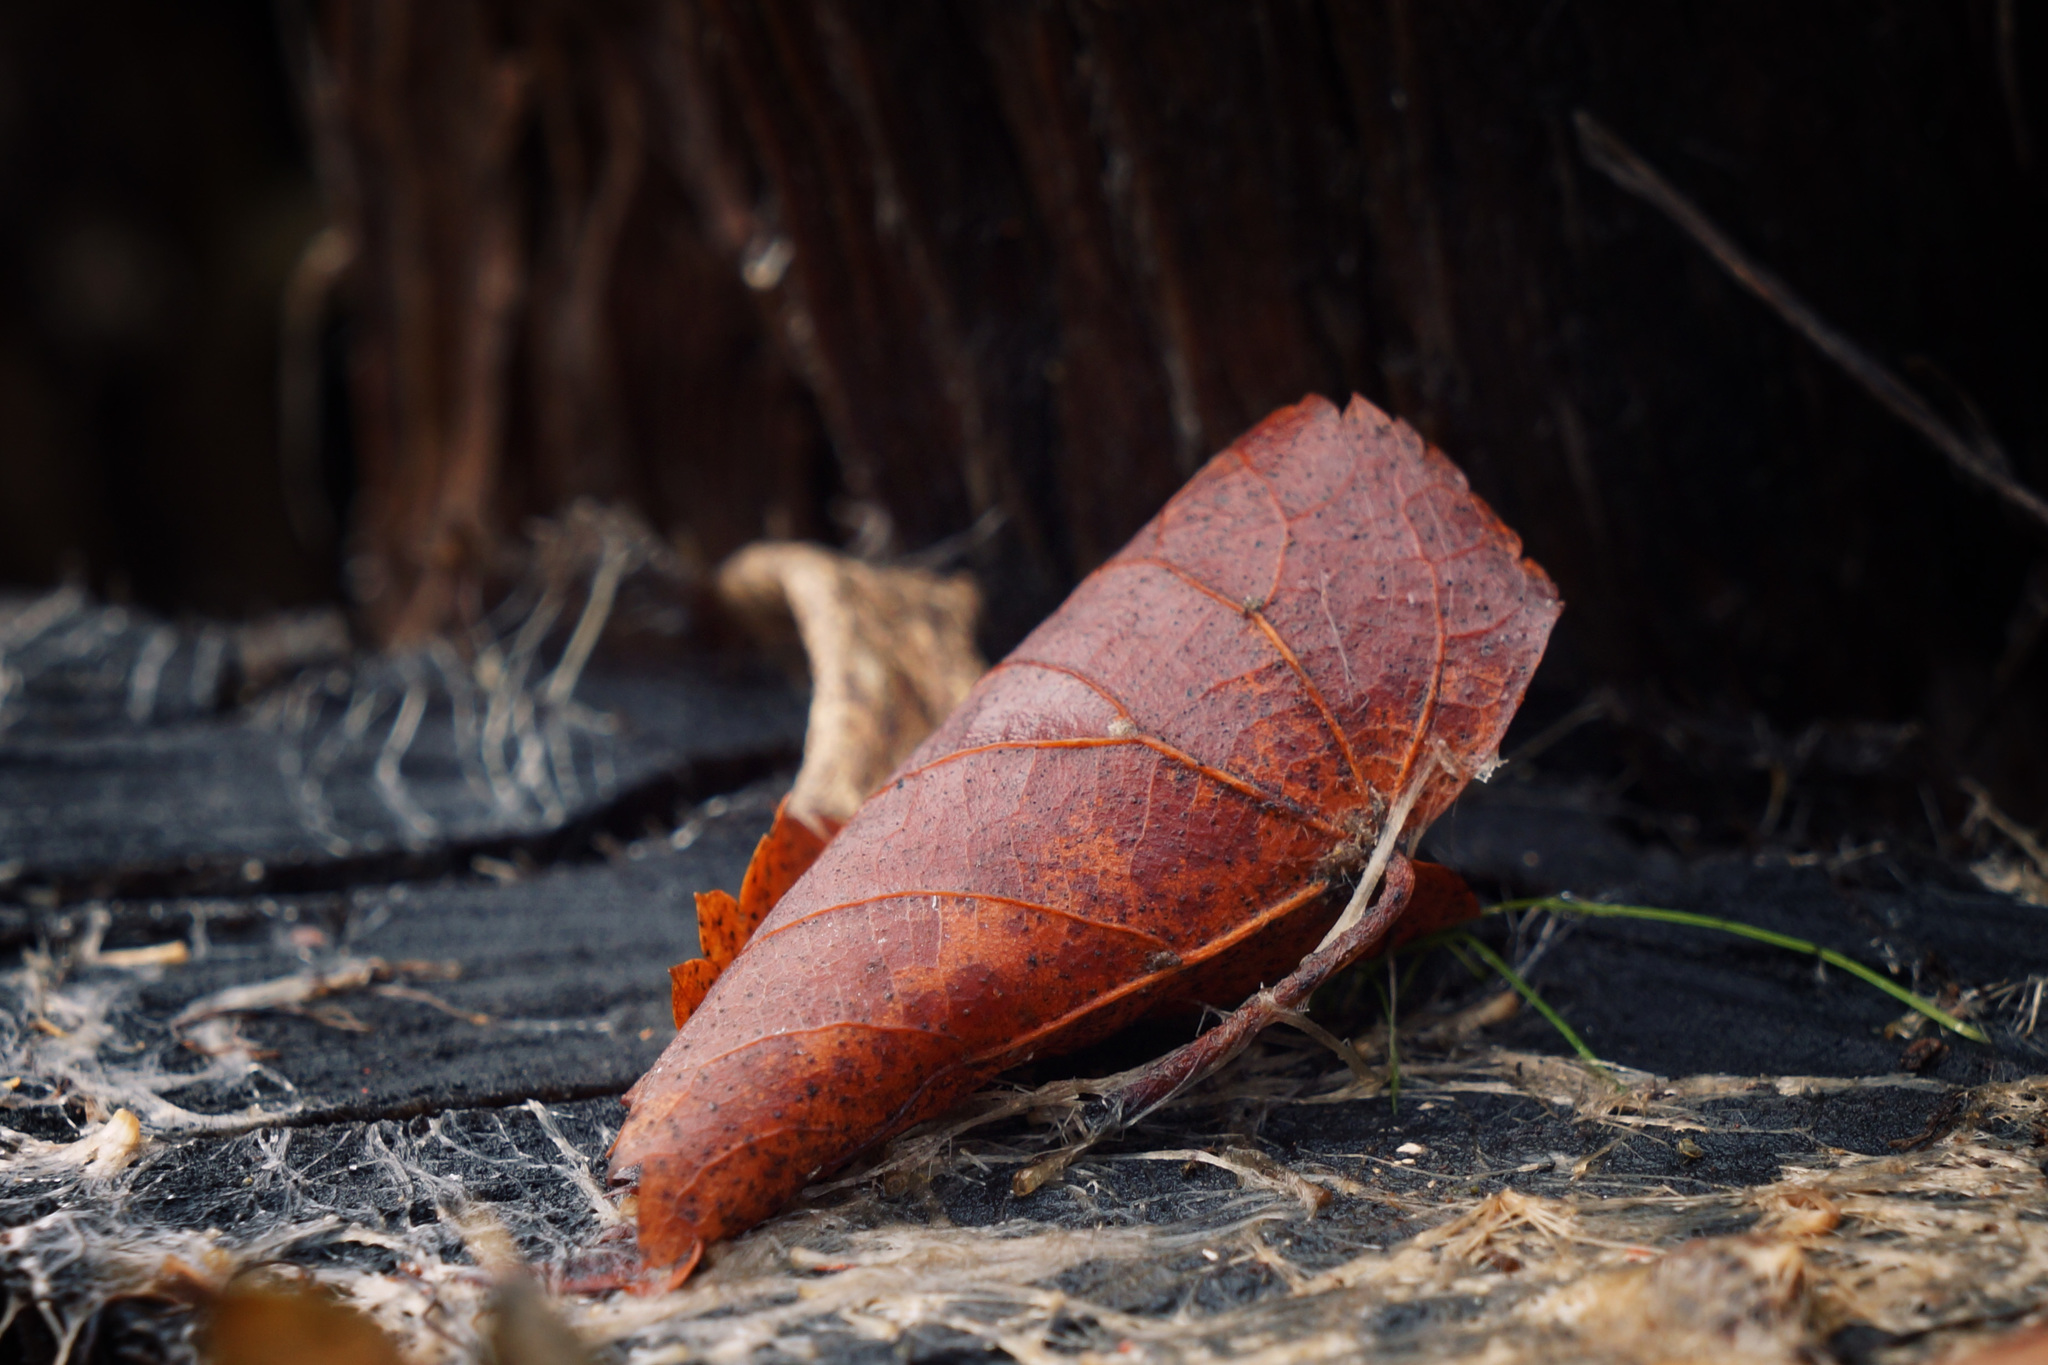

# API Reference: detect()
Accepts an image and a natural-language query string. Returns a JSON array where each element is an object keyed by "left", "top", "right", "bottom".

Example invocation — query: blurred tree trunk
[
  {"left": 302, "top": 0, "right": 837, "bottom": 647},
  {"left": 299, "top": 0, "right": 2048, "bottom": 808}
]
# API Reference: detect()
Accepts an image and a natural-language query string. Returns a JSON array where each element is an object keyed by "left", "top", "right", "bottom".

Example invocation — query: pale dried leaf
[{"left": 716, "top": 542, "right": 984, "bottom": 828}]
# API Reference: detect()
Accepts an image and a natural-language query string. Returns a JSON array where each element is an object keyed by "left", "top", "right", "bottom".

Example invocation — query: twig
[
  {"left": 1997, "top": 0, "right": 2033, "bottom": 170},
  {"left": 1112, "top": 1148, "right": 1332, "bottom": 1215},
  {"left": 1319, "top": 769, "right": 1428, "bottom": 948},
  {"left": 1960, "top": 776, "right": 2048, "bottom": 873},
  {"left": 1503, "top": 687, "right": 1619, "bottom": 768},
  {"left": 1270, "top": 1008, "right": 1378, "bottom": 1092},
  {"left": 1574, "top": 110, "right": 2048, "bottom": 538}
]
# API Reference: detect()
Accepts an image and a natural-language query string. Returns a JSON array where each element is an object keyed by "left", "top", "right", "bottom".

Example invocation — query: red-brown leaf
[
  {"left": 612, "top": 394, "right": 1561, "bottom": 1272},
  {"left": 675, "top": 798, "right": 841, "bottom": 1026}
]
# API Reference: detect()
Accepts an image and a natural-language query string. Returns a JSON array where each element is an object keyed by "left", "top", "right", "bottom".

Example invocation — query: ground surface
[{"left": 3, "top": 600, "right": 2047, "bottom": 1364}]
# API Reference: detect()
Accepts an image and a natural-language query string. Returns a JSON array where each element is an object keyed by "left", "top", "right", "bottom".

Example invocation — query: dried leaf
[
  {"left": 197, "top": 1282, "right": 404, "bottom": 1365},
  {"left": 1950, "top": 1325, "right": 2048, "bottom": 1365},
  {"left": 614, "top": 394, "right": 1560, "bottom": 1273},
  {"left": 715, "top": 542, "right": 984, "bottom": 830}
]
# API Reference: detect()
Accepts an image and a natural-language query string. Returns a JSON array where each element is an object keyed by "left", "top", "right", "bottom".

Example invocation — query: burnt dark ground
[
  {"left": 0, "top": 596, "right": 804, "bottom": 905},
  {"left": 2, "top": 627, "right": 2046, "bottom": 1363}
]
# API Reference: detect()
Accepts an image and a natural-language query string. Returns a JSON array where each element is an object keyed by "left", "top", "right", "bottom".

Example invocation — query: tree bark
[{"left": 302, "top": 0, "right": 2048, "bottom": 808}]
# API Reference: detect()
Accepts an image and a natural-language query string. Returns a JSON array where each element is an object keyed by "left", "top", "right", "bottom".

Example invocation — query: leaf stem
[{"left": 1489, "top": 896, "right": 1989, "bottom": 1045}]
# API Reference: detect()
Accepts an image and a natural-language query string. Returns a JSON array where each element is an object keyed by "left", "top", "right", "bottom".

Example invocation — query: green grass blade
[
  {"left": 1454, "top": 932, "right": 1618, "bottom": 1085},
  {"left": 1489, "top": 896, "right": 1990, "bottom": 1045}
]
